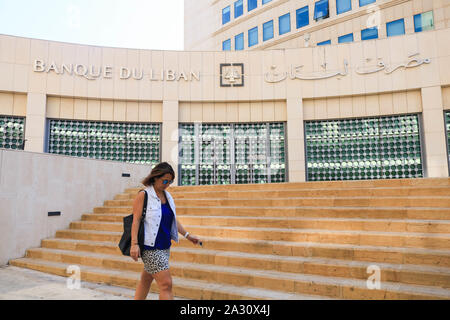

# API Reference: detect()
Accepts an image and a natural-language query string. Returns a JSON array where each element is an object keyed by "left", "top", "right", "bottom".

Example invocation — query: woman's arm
[
  {"left": 130, "top": 191, "right": 145, "bottom": 261},
  {"left": 177, "top": 219, "right": 202, "bottom": 245}
]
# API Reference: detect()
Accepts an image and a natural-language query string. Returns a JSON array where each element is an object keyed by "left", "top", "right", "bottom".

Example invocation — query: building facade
[{"left": 1, "top": 0, "right": 450, "bottom": 187}]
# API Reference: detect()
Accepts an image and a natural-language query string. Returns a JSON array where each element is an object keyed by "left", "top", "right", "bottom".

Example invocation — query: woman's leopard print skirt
[{"left": 142, "top": 249, "right": 170, "bottom": 275}]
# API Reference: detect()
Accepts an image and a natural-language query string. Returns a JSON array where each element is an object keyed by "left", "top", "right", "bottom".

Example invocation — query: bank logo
[{"left": 220, "top": 63, "right": 244, "bottom": 87}]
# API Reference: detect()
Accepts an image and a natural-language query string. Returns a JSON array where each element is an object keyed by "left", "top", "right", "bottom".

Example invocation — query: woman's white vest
[{"left": 143, "top": 185, "right": 179, "bottom": 247}]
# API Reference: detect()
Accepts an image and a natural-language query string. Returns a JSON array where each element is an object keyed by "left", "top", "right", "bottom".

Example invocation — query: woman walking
[{"left": 130, "top": 162, "right": 201, "bottom": 300}]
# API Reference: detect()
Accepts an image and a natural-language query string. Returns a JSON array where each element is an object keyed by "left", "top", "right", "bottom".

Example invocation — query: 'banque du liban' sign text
[{"left": 33, "top": 59, "right": 201, "bottom": 82}]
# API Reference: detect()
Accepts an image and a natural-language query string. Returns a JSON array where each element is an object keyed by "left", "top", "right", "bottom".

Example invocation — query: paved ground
[{"left": 0, "top": 265, "right": 183, "bottom": 300}]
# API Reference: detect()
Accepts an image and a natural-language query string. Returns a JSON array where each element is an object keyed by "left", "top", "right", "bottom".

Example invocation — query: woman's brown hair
[{"left": 142, "top": 162, "right": 175, "bottom": 186}]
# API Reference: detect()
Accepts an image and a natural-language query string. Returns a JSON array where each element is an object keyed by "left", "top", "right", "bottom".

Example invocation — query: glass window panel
[
  {"left": 235, "top": 32, "right": 244, "bottom": 50},
  {"left": 305, "top": 115, "right": 423, "bottom": 182},
  {"left": 248, "top": 26, "right": 258, "bottom": 47},
  {"left": 222, "top": 39, "right": 231, "bottom": 51},
  {"left": 222, "top": 6, "right": 231, "bottom": 24},
  {"left": 279, "top": 13, "right": 291, "bottom": 35},
  {"left": 317, "top": 39, "right": 331, "bottom": 46},
  {"left": 296, "top": 6, "right": 309, "bottom": 29},
  {"left": 262, "top": 0, "right": 272, "bottom": 4},
  {"left": 359, "top": 0, "right": 376, "bottom": 6},
  {"left": 234, "top": 0, "right": 243, "bottom": 18},
  {"left": 414, "top": 11, "right": 434, "bottom": 32},
  {"left": 338, "top": 33, "right": 354, "bottom": 43},
  {"left": 263, "top": 20, "right": 274, "bottom": 41},
  {"left": 336, "top": 0, "right": 352, "bottom": 15},
  {"left": 0, "top": 115, "right": 25, "bottom": 150},
  {"left": 361, "top": 26, "right": 378, "bottom": 40},
  {"left": 248, "top": 0, "right": 258, "bottom": 12},
  {"left": 314, "top": 0, "right": 329, "bottom": 21},
  {"left": 387, "top": 19, "right": 405, "bottom": 37},
  {"left": 445, "top": 111, "right": 450, "bottom": 176}
]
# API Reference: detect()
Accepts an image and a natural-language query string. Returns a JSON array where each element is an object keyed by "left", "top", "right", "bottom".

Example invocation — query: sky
[{"left": 0, "top": 0, "right": 184, "bottom": 50}]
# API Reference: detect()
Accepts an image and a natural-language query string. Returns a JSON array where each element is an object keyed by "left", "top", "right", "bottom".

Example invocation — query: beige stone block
[
  {"left": 13, "top": 64, "right": 30, "bottom": 93},
  {"left": 226, "top": 102, "right": 239, "bottom": 122},
  {"left": 406, "top": 90, "right": 422, "bottom": 113},
  {"left": 162, "top": 100, "right": 179, "bottom": 122},
  {"left": 422, "top": 109, "right": 445, "bottom": 134},
  {"left": 126, "top": 101, "right": 139, "bottom": 122},
  {"left": 352, "top": 95, "right": 366, "bottom": 117},
  {"left": 214, "top": 102, "right": 227, "bottom": 123},
  {"left": 59, "top": 98, "right": 73, "bottom": 119},
  {"left": 190, "top": 102, "right": 203, "bottom": 122},
  {"left": 26, "top": 93, "right": 46, "bottom": 117},
  {"left": 0, "top": 35, "right": 16, "bottom": 63},
  {"left": 0, "top": 62, "right": 14, "bottom": 92},
  {"left": 274, "top": 101, "right": 287, "bottom": 121},
  {"left": 339, "top": 96, "right": 353, "bottom": 118},
  {"left": 262, "top": 101, "right": 275, "bottom": 121},
  {"left": 203, "top": 102, "right": 215, "bottom": 122},
  {"left": 393, "top": 91, "right": 408, "bottom": 114},
  {"left": 100, "top": 100, "right": 114, "bottom": 121},
  {"left": 365, "top": 94, "right": 380, "bottom": 116},
  {"left": 303, "top": 100, "right": 315, "bottom": 120},
  {"left": 422, "top": 86, "right": 443, "bottom": 110},
  {"left": 113, "top": 101, "right": 126, "bottom": 121},
  {"left": 250, "top": 101, "right": 263, "bottom": 121},
  {"left": 24, "top": 114, "right": 46, "bottom": 141},
  {"left": 13, "top": 94, "right": 27, "bottom": 116},
  {"left": 137, "top": 102, "right": 151, "bottom": 122},
  {"left": 326, "top": 97, "right": 340, "bottom": 119},
  {"left": 73, "top": 98, "right": 88, "bottom": 120},
  {"left": 14, "top": 37, "right": 30, "bottom": 65},
  {"left": 151, "top": 102, "right": 163, "bottom": 122},
  {"left": 443, "top": 87, "right": 450, "bottom": 109},
  {"left": 179, "top": 102, "right": 190, "bottom": 122},
  {"left": 315, "top": 99, "right": 328, "bottom": 120},
  {"left": 87, "top": 99, "right": 101, "bottom": 120},
  {"left": 0, "top": 92, "right": 14, "bottom": 115},
  {"left": 379, "top": 93, "right": 394, "bottom": 115},
  {"left": 238, "top": 102, "right": 251, "bottom": 122},
  {"left": 423, "top": 131, "right": 447, "bottom": 156}
]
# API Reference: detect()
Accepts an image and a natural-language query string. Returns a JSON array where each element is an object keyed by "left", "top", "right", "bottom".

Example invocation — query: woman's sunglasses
[{"left": 162, "top": 179, "right": 173, "bottom": 185}]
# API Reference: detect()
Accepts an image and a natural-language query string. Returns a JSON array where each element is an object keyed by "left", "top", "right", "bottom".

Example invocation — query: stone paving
[{"left": 0, "top": 265, "right": 183, "bottom": 300}]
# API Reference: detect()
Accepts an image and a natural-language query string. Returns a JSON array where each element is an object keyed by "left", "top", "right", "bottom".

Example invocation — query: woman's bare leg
[
  {"left": 134, "top": 269, "right": 154, "bottom": 300},
  {"left": 152, "top": 269, "right": 173, "bottom": 300}
]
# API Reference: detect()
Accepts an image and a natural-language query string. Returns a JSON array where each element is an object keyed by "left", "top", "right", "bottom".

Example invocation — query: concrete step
[
  {"left": 8, "top": 258, "right": 332, "bottom": 300},
  {"left": 168, "top": 197, "right": 450, "bottom": 209},
  {"left": 42, "top": 238, "right": 450, "bottom": 267},
  {"left": 11, "top": 250, "right": 450, "bottom": 299},
  {"left": 80, "top": 214, "right": 450, "bottom": 234},
  {"left": 119, "top": 186, "right": 450, "bottom": 201},
  {"left": 176, "top": 206, "right": 450, "bottom": 220},
  {"left": 125, "top": 178, "right": 450, "bottom": 194},
  {"left": 93, "top": 206, "right": 450, "bottom": 220},
  {"left": 104, "top": 196, "right": 450, "bottom": 209},
  {"left": 28, "top": 244, "right": 450, "bottom": 288}
]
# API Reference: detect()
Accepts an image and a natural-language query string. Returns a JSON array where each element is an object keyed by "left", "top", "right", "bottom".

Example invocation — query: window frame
[
  {"left": 248, "top": 26, "right": 259, "bottom": 47},
  {"left": 314, "top": 0, "right": 329, "bottom": 21},
  {"left": 296, "top": 6, "right": 309, "bottom": 29},
  {"left": 235, "top": 32, "right": 244, "bottom": 50},
  {"left": 263, "top": 20, "right": 274, "bottom": 41},
  {"left": 222, "top": 6, "right": 231, "bottom": 25},
  {"left": 386, "top": 18, "right": 405, "bottom": 37},
  {"left": 279, "top": 13, "right": 291, "bottom": 35},
  {"left": 234, "top": 0, "right": 244, "bottom": 18},
  {"left": 361, "top": 26, "right": 379, "bottom": 40}
]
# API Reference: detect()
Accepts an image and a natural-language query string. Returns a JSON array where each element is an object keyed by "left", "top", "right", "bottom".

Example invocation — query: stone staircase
[{"left": 9, "top": 178, "right": 450, "bottom": 299}]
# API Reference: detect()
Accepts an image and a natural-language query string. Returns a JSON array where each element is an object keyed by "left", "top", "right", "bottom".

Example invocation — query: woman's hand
[
  {"left": 130, "top": 244, "right": 140, "bottom": 261},
  {"left": 187, "top": 234, "right": 202, "bottom": 246}
]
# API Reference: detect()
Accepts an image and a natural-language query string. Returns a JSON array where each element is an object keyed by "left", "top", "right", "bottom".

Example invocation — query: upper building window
[
  {"left": 222, "top": 6, "right": 231, "bottom": 25},
  {"left": 359, "top": 0, "right": 376, "bottom": 7},
  {"left": 263, "top": 20, "right": 274, "bottom": 41},
  {"left": 386, "top": 19, "right": 405, "bottom": 37},
  {"left": 248, "top": 26, "right": 258, "bottom": 47},
  {"left": 235, "top": 0, "right": 244, "bottom": 18},
  {"left": 317, "top": 39, "right": 331, "bottom": 46},
  {"left": 414, "top": 11, "right": 434, "bottom": 32},
  {"left": 248, "top": 0, "right": 258, "bottom": 12},
  {"left": 338, "top": 33, "right": 354, "bottom": 43},
  {"left": 279, "top": 13, "right": 291, "bottom": 35},
  {"left": 296, "top": 6, "right": 309, "bottom": 29},
  {"left": 223, "top": 39, "right": 231, "bottom": 51},
  {"left": 314, "top": 0, "right": 329, "bottom": 21},
  {"left": 262, "top": 0, "right": 273, "bottom": 4},
  {"left": 337, "top": 0, "right": 352, "bottom": 15},
  {"left": 235, "top": 33, "right": 244, "bottom": 50},
  {"left": 361, "top": 26, "right": 378, "bottom": 40}
]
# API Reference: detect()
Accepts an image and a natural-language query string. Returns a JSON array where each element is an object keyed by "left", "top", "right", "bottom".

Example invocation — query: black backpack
[{"left": 118, "top": 190, "right": 148, "bottom": 256}]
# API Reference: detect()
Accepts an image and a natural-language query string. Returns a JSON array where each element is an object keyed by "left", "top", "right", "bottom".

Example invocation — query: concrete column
[
  {"left": 286, "top": 98, "right": 306, "bottom": 182},
  {"left": 421, "top": 86, "right": 449, "bottom": 177},
  {"left": 24, "top": 93, "right": 46, "bottom": 153},
  {"left": 162, "top": 100, "right": 179, "bottom": 186}
]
